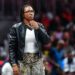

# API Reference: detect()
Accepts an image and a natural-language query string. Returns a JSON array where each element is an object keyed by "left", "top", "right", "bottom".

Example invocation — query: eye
[{"left": 24, "top": 10, "right": 34, "bottom": 13}]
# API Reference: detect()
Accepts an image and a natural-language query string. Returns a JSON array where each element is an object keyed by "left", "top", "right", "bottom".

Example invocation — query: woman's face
[
  {"left": 23, "top": 6, "right": 35, "bottom": 21},
  {"left": 58, "top": 43, "right": 64, "bottom": 50}
]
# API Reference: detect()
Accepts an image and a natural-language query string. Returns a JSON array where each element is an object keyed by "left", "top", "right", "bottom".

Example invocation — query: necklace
[{"left": 26, "top": 24, "right": 33, "bottom": 28}]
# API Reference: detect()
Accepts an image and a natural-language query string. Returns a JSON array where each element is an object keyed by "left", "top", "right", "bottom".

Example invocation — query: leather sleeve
[
  {"left": 8, "top": 26, "right": 18, "bottom": 65},
  {"left": 37, "top": 22, "right": 50, "bottom": 45}
]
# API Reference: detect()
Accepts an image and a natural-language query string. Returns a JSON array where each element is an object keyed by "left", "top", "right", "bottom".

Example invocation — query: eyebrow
[{"left": 24, "top": 10, "right": 34, "bottom": 12}]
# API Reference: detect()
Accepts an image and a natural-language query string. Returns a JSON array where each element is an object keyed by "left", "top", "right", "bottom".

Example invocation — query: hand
[
  {"left": 30, "top": 20, "right": 39, "bottom": 30},
  {"left": 12, "top": 65, "right": 20, "bottom": 75}
]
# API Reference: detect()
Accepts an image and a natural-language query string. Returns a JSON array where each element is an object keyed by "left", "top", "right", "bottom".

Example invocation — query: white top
[
  {"left": 2, "top": 62, "right": 13, "bottom": 75},
  {"left": 24, "top": 28, "right": 38, "bottom": 53},
  {"left": 64, "top": 57, "right": 75, "bottom": 72}
]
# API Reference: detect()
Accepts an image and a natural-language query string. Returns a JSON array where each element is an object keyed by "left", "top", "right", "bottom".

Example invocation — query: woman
[{"left": 9, "top": 4, "right": 50, "bottom": 75}]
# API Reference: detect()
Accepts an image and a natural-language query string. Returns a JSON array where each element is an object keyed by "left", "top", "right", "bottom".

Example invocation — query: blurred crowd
[
  {"left": 40, "top": 5, "right": 75, "bottom": 75},
  {"left": 0, "top": 0, "right": 75, "bottom": 75}
]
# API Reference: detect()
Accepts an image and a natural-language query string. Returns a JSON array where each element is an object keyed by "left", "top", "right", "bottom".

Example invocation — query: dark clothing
[
  {"left": 50, "top": 67, "right": 62, "bottom": 75},
  {"left": 9, "top": 22, "right": 50, "bottom": 65},
  {"left": 0, "top": 68, "right": 1, "bottom": 75}
]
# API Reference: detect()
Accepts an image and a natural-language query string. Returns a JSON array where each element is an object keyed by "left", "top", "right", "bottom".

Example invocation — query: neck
[
  {"left": 56, "top": 46, "right": 60, "bottom": 51},
  {"left": 23, "top": 19, "right": 33, "bottom": 28},
  {"left": 24, "top": 19, "right": 30, "bottom": 25}
]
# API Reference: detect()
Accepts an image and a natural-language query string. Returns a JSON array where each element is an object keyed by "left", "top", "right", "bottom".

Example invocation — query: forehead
[{"left": 24, "top": 6, "right": 33, "bottom": 11}]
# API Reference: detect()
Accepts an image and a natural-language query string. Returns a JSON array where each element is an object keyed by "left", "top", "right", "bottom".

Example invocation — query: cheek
[
  {"left": 33, "top": 13, "right": 35, "bottom": 16},
  {"left": 31, "top": 13, "right": 34, "bottom": 17},
  {"left": 24, "top": 14, "right": 28, "bottom": 18}
]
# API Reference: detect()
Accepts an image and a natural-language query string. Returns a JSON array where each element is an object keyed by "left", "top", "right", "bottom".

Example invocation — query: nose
[
  {"left": 29, "top": 12, "right": 34, "bottom": 14},
  {"left": 29, "top": 12, "right": 34, "bottom": 16},
  {"left": 29, "top": 12, "right": 32, "bottom": 15}
]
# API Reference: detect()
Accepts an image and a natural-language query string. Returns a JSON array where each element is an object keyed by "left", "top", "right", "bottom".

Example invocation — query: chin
[{"left": 29, "top": 18, "right": 34, "bottom": 21}]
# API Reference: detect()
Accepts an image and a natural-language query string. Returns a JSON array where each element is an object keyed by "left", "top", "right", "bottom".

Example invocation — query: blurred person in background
[
  {"left": 63, "top": 31, "right": 74, "bottom": 56},
  {"left": 49, "top": 32, "right": 57, "bottom": 44},
  {"left": 43, "top": 57, "right": 51, "bottom": 75},
  {"left": 55, "top": 25, "right": 63, "bottom": 40},
  {"left": 72, "top": 44, "right": 75, "bottom": 57},
  {"left": 47, "top": 40, "right": 65, "bottom": 75},
  {"left": 0, "top": 46, "right": 13, "bottom": 75},
  {"left": 68, "top": 25, "right": 75, "bottom": 46},
  {"left": 48, "top": 16, "right": 61, "bottom": 33},
  {"left": 66, "top": 9, "right": 75, "bottom": 30},
  {"left": 40, "top": 13, "right": 50, "bottom": 31},
  {"left": 42, "top": 32, "right": 57, "bottom": 75},
  {"left": 63, "top": 31, "right": 70, "bottom": 54},
  {"left": 9, "top": 4, "right": 50, "bottom": 75},
  {"left": 61, "top": 7, "right": 72, "bottom": 27},
  {"left": 64, "top": 50, "right": 75, "bottom": 75}
]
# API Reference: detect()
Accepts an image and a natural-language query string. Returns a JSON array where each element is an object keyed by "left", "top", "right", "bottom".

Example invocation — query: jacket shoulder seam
[{"left": 12, "top": 22, "right": 22, "bottom": 28}]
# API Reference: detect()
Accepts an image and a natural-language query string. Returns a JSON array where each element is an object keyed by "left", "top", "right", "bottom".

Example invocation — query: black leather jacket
[{"left": 9, "top": 22, "right": 50, "bottom": 65}]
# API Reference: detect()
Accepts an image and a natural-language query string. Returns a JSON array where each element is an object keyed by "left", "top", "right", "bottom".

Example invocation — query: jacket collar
[{"left": 22, "top": 22, "right": 33, "bottom": 30}]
